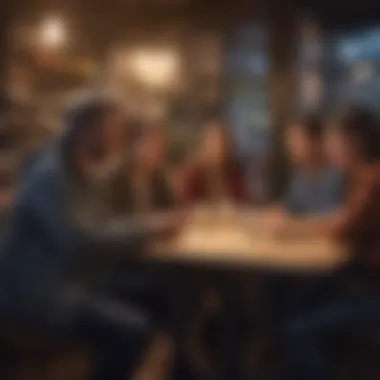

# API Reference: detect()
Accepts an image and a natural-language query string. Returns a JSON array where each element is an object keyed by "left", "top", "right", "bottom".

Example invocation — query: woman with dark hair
[
  {"left": 283, "top": 106, "right": 380, "bottom": 380},
  {"left": 180, "top": 120, "right": 248, "bottom": 204}
]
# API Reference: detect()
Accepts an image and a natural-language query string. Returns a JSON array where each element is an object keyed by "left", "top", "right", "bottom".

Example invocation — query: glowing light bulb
[
  {"left": 127, "top": 48, "right": 179, "bottom": 88},
  {"left": 40, "top": 17, "right": 66, "bottom": 48}
]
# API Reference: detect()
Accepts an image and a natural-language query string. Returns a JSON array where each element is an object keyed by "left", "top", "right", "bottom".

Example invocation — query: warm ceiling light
[
  {"left": 40, "top": 16, "right": 67, "bottom": 48},
  {"left": 127, "top": 48, "right": 179, "bottom": 89}
]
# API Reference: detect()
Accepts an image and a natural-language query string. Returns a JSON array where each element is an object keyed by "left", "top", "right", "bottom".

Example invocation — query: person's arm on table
[
  {"left": 264, "top": 203, "right": 288, "bottom": 218},
  {"left": 271, "top": 213, "right": 336, "bottom": 238},
  {"left": 26, "top": 170, "right": 182, "bottom": 264},
  {"left": 275, "top": 173, "right": 378, "bottom": 240},
  {"left": 72, "top": 209, "right": 185, "bottom": 266},
  {"left": 79, "top": 212, "right": 182, "bottom": 254},
  {"left": 324, "top": 175, "right": 378, "bottom": 243}
]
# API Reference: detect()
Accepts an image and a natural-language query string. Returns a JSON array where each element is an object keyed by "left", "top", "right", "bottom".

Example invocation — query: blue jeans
[{"left": 284, "top": 286, "right": 380, "bottom": 380}]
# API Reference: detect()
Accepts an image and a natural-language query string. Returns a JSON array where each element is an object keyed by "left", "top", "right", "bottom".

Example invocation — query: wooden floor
[
  {"left": 4, "top": 332, "right": 380, "bottom": 380},
  {"left": 3, "top": 334, "right": 172, "bottom": 380},
  {"left": 5, "top": 342, "right": 380, "bottom": 380}
]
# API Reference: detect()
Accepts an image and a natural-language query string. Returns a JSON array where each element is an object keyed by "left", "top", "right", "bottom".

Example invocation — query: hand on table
[
  {"left": 149, "top": 211, "right": 188, "bottom": 240},
  {"left": 267, "top": 213, "right": 327, "bottom": 240},
  {"left": 264, "top": 208, "right": 291, "bottom": 237},
  {"left": 265, "top": 210, "right": 312, "bottom": 239}
]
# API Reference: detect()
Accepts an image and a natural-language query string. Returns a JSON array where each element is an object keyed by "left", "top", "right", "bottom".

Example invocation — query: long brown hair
[{"left": 197, "top": 120, "right": 239, "bottom": 170}]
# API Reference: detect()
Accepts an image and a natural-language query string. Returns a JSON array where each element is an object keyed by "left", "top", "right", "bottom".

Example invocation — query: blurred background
[
  {"left": 1, "top": 0, "right": 380, "bottom": 379},
  {"left": 1, "top": 0, "right": 380, "bottom": 205}
]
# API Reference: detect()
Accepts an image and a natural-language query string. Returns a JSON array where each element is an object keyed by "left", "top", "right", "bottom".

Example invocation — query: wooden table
[
  {"left": 151, "top": 209, "right": 348, "bottom": 274},
  {"left": 149, "top": 208, "right": 349, "bottom": 380}
]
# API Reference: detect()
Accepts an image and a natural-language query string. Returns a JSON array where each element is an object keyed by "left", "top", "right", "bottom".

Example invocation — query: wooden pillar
[
  {"left": 0, "top": 1, "right": 15, "bottom": 96},
  {"left": 267, "top": 0, "right": 299, "bottom": 200}
]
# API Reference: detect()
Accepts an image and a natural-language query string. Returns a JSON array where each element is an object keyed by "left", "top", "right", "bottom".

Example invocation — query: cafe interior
[{"left": 1, "top": 0, "right": 380, "bottom": 379}]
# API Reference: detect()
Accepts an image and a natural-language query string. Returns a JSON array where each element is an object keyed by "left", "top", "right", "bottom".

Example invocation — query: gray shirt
[{"left": 283, "top": 167, "right": 344, "bottom": 215}]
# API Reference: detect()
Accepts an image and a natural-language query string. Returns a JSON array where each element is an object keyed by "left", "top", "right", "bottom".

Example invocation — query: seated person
[
  {"left": 267, "top": 116, "right": 344, "bottom": 319},
  {"left": 282, "top": 106, "right": 380, "bottom": 380},
  {"left": 276, "top": 115, "right": 344, "bottom": 216},
  {"left": 120, "top": 126, "right": 176, "bottom": 214},
  {"left": 108, "top": 126, "right": 177, "bottom": 328},
  {"left": 176, "top": 120, "right": 249, "bottom": 379},
  {"left": 180, "top": 119, "right": 248, "bottom": 204},
  {"left": 0, "top": 98, "right": 181, "bottom": 380}
]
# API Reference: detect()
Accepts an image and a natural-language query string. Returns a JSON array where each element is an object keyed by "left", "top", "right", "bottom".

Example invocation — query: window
[
  {"left": 226, "top": 26, "right": 269, "bottom": 159},
  {"left": 324, "top": 27, "right": 380, "bottom": 111},
  {"left": 296, "top": 22, "right": 323, "bottom": 112}
]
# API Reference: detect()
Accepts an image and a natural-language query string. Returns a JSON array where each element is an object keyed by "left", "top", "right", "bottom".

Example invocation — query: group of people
[{"left": 1, "top": 95, "right": 380, "bottom": 380}]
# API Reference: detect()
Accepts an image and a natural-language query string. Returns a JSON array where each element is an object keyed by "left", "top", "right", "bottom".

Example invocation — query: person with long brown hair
[
  {"left": 180, "top": 120, "right": 248, "bottom": 204},
  {"left": 175, "top": 120, "right": 249, "bottom": 380}
]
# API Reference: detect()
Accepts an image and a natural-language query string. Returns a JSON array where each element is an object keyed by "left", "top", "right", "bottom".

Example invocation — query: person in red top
[
  {"left": 180, "top": 120, "right": 248, "bottom": 204},
  {"left": 283, "top": 106, "right": 380, "bottom": 380},
  {"left": 174, "top": 120, "right": 248, "bottom": 379}
]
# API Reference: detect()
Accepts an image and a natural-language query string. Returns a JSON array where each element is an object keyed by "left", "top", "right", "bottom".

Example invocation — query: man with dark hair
[
  {"left": 265, "top": 115, "right": 345, "bottom": 344},
  {"left": 273, "top": 115, "right": 344, "bottom": 216},
  {"left": 0, "top": 97, "right": 180, "bottom": 380}
]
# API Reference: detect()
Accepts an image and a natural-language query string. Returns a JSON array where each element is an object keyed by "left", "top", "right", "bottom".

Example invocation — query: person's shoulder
[{"left": 22, "top": 152, "right": 60, "bottom": 195}]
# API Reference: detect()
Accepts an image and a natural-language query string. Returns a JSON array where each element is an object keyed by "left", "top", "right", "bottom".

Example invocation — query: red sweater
[{"left": 181, "top": 164, "right": 248, "bottom": 203}]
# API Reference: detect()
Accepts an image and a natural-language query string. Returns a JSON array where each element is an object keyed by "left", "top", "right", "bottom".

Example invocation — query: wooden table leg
[{"left": 169, "top": 266, "right": 199, "bottom": 380}]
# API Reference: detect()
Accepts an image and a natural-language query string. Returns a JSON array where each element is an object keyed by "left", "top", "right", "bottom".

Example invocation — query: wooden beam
[{"left": 267, "top": 0, "right": 299, "bottom": 199}]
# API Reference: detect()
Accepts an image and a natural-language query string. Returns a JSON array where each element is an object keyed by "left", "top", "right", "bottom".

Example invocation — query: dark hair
[
  {"left": 335, "top": 105, "right": 380, "bottom": 162},
  {"left": 60, "top": 97, "right": 122, "bottom": 178},
  {"left": 293, "top": 114, "right": 324, "bottom": 140}
]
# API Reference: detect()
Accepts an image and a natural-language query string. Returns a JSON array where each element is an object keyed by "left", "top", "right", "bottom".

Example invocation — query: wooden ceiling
[{"left": 6, "top": 0, "right": 380, "bottom": 49}]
